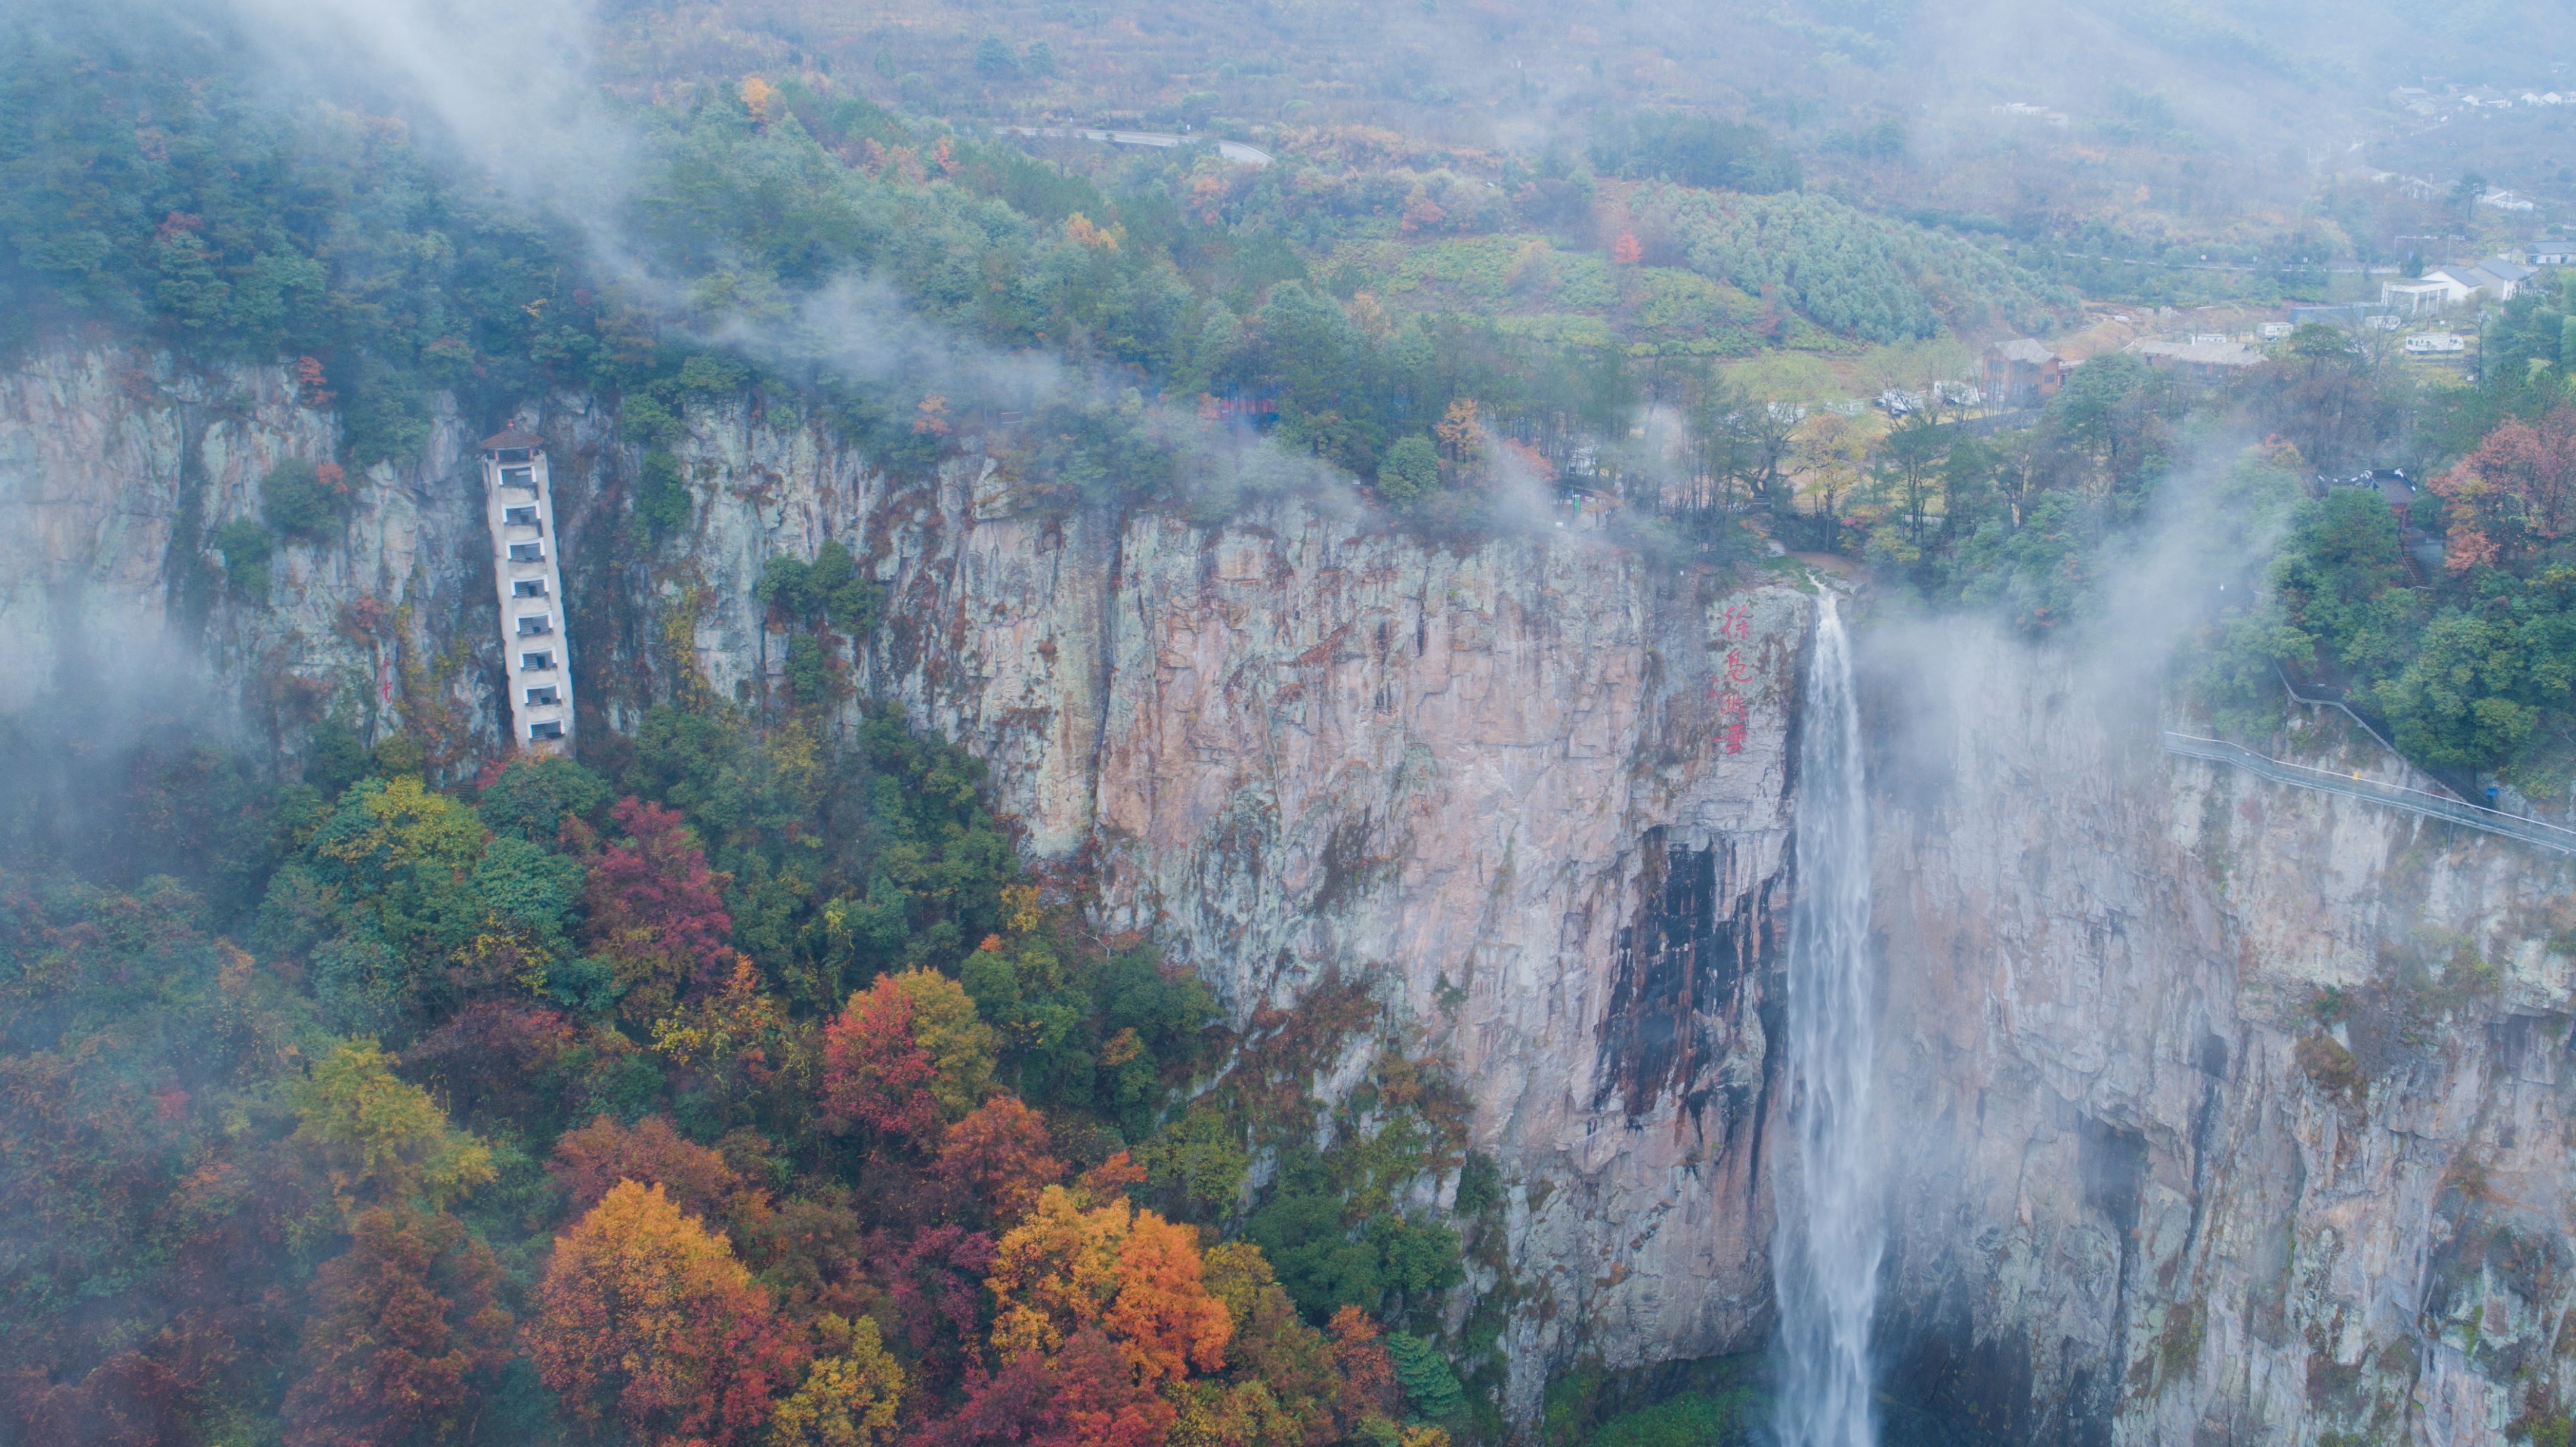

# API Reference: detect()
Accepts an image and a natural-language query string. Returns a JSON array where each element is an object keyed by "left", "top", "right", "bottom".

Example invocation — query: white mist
[{"left": 1771, "top": 594, "right": 1883, "bottom": 1447}]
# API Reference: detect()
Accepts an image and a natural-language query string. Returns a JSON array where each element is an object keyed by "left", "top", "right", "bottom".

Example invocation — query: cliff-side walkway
[{"left": 2161, "top": 731, "right": 2576, "bottom": 858}]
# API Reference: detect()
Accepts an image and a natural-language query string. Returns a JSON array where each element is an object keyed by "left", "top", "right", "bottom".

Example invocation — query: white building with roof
[{"left": 2382, "top": 257, "right": 2537, "bottom": 313}]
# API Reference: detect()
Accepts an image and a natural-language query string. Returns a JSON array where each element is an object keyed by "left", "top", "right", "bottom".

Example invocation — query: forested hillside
[
  {"left": 0, "top": 1, "right": 2076, "bottom": 506},
  {"left": 0, "top": 697, "right": 1517, "bottom": 1446}
]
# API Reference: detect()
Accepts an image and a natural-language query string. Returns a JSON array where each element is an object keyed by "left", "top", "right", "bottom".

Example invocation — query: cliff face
[
  {"left": 1864, "top": 623, "right": 2576, "bottom": 1447},
  {"left": 26, "top": 342, "right": 2576, "bottom": 1445},
  {"left": 0, "top": 349, "right": 499, "bottom": 748},
  {"left": 0, "top": 344, "right": 1811, "bottom": 1421}
]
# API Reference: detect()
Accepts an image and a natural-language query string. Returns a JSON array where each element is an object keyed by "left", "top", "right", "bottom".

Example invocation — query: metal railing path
[{"left": 2161, "top": 731, "right": 2576, "bottom": 858}]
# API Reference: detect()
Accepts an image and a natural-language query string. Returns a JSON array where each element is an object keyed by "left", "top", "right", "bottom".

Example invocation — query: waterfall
[{"left": 1771, "top": 593, "right": 1883, "bottom": 1447}]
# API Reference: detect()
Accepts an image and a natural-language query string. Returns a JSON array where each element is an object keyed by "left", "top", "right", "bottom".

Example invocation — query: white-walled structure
[{"left": 479, "top": 427, "right": 574, "bottom": 750}]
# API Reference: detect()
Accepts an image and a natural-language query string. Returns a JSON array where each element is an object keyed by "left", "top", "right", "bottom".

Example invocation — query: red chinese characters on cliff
[{"left": 1710, "top": 604, "right": 1754, "bottom": 755}]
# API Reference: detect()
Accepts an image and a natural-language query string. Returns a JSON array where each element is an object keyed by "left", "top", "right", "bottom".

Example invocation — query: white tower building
[{"left": 479, "top": 428, "right": 574, "bottom": 750}]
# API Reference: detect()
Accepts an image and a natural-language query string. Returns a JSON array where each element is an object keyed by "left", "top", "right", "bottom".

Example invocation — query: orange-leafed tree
[
  {"left": 1326, "top": 1306, "right": 1400, "bottom": 1433},
  {"left": 280, "top": 1208, "right": 513, "bottom": 1447},
  {"left": 987, "top": 1185, "right": 1231, "bottom": 1388},
  {"left": 935, "top": 1095, "right": 1064, "bottom": 1227},
  {"left": 525, "top": 1180, "right": 797, "bottom": 1447}
]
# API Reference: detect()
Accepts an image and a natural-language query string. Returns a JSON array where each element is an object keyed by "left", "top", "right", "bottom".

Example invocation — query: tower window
[
  {"left": 528, "top": 720, "right": 564, "bottom": 740},
  {"left": 501, "top": 466, "right": 535, "bottom": 490},
  {"left": 505, "top": 505, "right": 539, "bottom": 527},
  {"left": 525, "top": 685, "right": 560, "bottom": 706},
  {"left": 515, "top": 615, "right": 553, "bottom": 636},
  {"left": 508, "top": 542, "right": 545, "bottom": 562},
  {"left": 513, "top": 579, "right": 548, "bottom": 598},
  {"left": 521, "top": 650, "right": 555, "bottom": 671}
]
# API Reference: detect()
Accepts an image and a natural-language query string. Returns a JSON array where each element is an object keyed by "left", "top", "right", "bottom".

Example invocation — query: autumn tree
[
  {"left": 403, "top": 1001, "right": 578, "bottom": 1127},
  {"left": 1047, "top": 1325, "right": 1171, "bottom": 1447},
  {"left": 988, "top": 1186, "right": 1231, "bottom": 1389},
  {"left": 550, "top": 1112, "right": 757, "bottom": 1224},
  {"left": 1326, "top": 1307, "right": 1399, "bottom": 1434},
  {"left": 527, "top": 1180, "right": 797, "bottom": 1447},
  {"left": 822, "top": 969, "right": 998, "bottom": 1141},
  {"left": 2429, "top": 409, "right": 2576, "bottom": 573},
  {"left": 281, "top": 1208, "right": 513, "bottom": 1447},
  {"left": 652, "top": 955, "right": 790, "bottom": 1100},
  {"left": 887, "top": 1224, "right": 1000, "bottom": 1400},
  {"left": 769, "top": 1314, "right": 904, "bottom": 1447},
  {"left": 584, "top": 797, "right": 735, "bottom": 1025},
  {"left": 934, "top": 1095, "right": 1065, "bottom": 1227},
  {"left": 821, "top": 973, "right": 943, "bottom": 1142},
  {"left": 1433, "top": 399, "right": 1483, "bottom": 474}
]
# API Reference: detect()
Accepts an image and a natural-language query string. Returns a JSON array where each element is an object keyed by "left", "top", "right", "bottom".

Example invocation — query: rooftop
[
  {"left": 480, "top": 426, "right": 546, "bottom": 451},
  {"left": 2140, "top": 338, "right": 2263, "bottom": 368}
]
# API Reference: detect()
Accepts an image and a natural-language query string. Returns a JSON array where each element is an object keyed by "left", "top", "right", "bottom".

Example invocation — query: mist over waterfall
[{"left": 1772, "top": 595, "right": 1882, "bottom": 1447}]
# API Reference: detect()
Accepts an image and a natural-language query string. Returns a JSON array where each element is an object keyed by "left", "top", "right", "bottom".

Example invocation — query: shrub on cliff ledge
[
  {"left": 261, "top": 457, "right": 351, "bottom": 541},
  {"left": 210, "top": 517, "right": 273, "bottom": 602}
]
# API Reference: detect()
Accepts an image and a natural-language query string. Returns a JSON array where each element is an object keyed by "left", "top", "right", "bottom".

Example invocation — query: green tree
[
  {"left": 210, "top": 516, "right": 273, "bottom": 602},
  {"left": 1385, "top": 1333, "right": 1465, "bottom": 1420},
  {"left": 293, "top": 1038, "right": 497, "bottom": 1214},
  {"left": 477, "top": 755, "right": 611, "bottom": 842},
  {"left": 1377, "top": 436, "right": 1440, "bottom": 505}
]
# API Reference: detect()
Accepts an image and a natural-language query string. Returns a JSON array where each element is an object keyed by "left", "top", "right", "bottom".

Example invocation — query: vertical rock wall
[
  {"left": 1865, "top": 623, "right": 2576, "bottom": 1447},
  {"left": 0, "top": 348, "right": 496, "bottom": 747},
  {"left": 0, "top": 344, "right": 1816, "bottom": 1423}
]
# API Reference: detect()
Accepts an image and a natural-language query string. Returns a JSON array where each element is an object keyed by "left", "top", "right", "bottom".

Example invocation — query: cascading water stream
[{"left": 1771, "top": 593, "right": 1883, "bottom": 1447}]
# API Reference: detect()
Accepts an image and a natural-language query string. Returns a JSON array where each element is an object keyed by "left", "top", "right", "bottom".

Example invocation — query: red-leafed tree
[
  {"left": 821, "top": 974, "right": 942, "bottom": 1142},
  {"left": 281, "top": 1208, "right": 514, "bottom": 1447},
  {"left": 2430, "top": 407, "right": 2576, "bottom": 573},
  {"left": 549, "top": 1113, "right": 757, "bottom": 1225},
  {"left": 908, "top": 1350, "right": 1057, "bottom": 1447},
  {"left": 403, "top": 1001, "right": 575, "bottom": 1126},
  {"left": 934, "top": 1096, "right": 1064, "bottom": 1227},
  {"left": 1048, "top": 1326, "right": 1173, "bottom": 1447},
  {"left": 889, "top": 1223, "right": 999, "bottom": 1401},
  {"left": 525, "top": 1180, "right": 797, "bottom": 1447},
  {"left": 584, "top": 797, "right": 734, "bottom": 1025}
]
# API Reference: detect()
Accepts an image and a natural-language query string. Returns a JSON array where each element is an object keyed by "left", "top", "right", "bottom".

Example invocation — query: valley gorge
[{"left": 11, "top": 342, "right": 2576, "bottom": 1446}]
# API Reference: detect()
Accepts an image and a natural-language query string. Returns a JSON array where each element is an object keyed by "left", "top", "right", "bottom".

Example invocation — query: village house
[
  {"left": 2382, "top": 256, "right": 2537, "bottom": 313},
  {"left": 2531, "top": 236, "right": 2575, "bottom": 266},
  {"left": 1981, "top": 338, "right": 2062, "bottom": 408}
]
